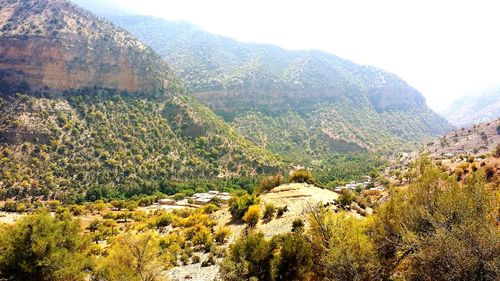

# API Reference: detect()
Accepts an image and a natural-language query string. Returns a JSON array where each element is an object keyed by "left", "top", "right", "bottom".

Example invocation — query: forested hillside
[
  {"left": 0, "top": 0, "right": 281, "bottom": 201},
  {"left": 105, "top": 16, "right": 453, "bottom": 157}
]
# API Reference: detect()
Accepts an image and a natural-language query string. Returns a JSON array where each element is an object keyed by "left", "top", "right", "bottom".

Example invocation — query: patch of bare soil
[
  {"left": 167, "top": 253, "right": 222, "bottom": 281},
  {"left": 0, "top": 211, "right": 25, "bottom": 224}
]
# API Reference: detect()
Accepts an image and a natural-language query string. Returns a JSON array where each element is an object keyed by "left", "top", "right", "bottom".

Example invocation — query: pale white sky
[{"left": 102, "top": 0, "right": 500, "bottom": 112}]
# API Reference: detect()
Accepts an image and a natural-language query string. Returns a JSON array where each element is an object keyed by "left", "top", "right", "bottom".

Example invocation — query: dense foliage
[
  {"left": 219, "top": 232, "right": 313, "bottom": 281},
  {"left": 105, "top": 15, "right": 452, "bottom": 159},
  {"left": 220, "top": 156, "right": 500, "bottom": 280},
  {"left": 312, "top": 152, "right": 385, "bottom": 186},
  {"left": 0, "top": 94, "right": 281, "bottom": 202},
  {"left": 0, "top": 199, "right": 235, "bottom": 281},
  {"left": 371, "top": 157, "right": 500, "bottom": 280},
  {"left": 0, "top": 210, "right": 91, "bottom": 281}
]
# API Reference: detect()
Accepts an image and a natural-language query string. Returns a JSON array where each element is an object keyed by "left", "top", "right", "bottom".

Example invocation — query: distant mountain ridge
[
  {"left": 441, "top": 87, "right": 500, "bottom": 127},
  {"left": 102, "top": 15, "right": 452, "bottom": 157}
]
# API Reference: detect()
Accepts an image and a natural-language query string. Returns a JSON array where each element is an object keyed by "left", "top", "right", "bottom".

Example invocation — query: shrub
[
  {"left": 68, "top": 204, "right": 86, "bottom": 216},
  {"left": 271, "top": 233, "right": 313, "bottom": 281},
  {"left": 96, "top": 231, "right": 164, "bottom": 280},
  {"left": 228, "top": 194, "right": 256, "bottom": 221},
  {"left": 371, "top": 156, "right": 500, "bottom": 280},
  {"left": 125, "top": 201, "right": 138, "bottom": 211},
  {"left": 243, "top": 205, "right": 260, "bottom": 227},
  {"left": 3, "top": 201, "right": 28, "bottom": 212},
  {"left": 191, "top": 226, "right": 212, "bottom": 247},
  {"left": 277, "top": 205, "right": 288, "bottom": 217},
  {"left": 337, "top": 189, "right": 355, "bottom": 208},
  {"left": 154, "top": 213, "right": 174, "bottom": 228},
  {"left": 173, "top": 193, "right": 186, "bottom": 201},
  {"left": 201, "top": 253, "right": 216, "bottom": 267},
  {"left": 47, "top": 200, "right": 61, "bottom": 211},
  {"left": 180, "top": 253, "right": 189, "bottom": 265},
  {"left": 110, "top": 200, "right": 125, "bottom": 210},
  {"left": 191, "top": 255, "right": 201, "bottom": 264},
  {"left": 214, "top": 227, "right": 231, "bottom": 244},
  {"left": 308, "top": 210, "right": 379, "bottom": 280},
  {"left": 291, "top": 218, "right": 305, "bottom": 233},
  {"left": 220, "top": 232, "right": 313, "bottom": 281},
  {"left": 219, "top": 232, "right": 273, "bottom": 280},
  {"left": 290, "top": 169, "right": 314, "bottom": 184},
  {"left": 258, "top": 175, "right": 282, "bottom": 193},
  {"left": 0, "top": 211, "right": 90, "bottom": 280},
  {"left": 201, "top": 203, "right": 219, "bottom": 214},
  {"left": 263, "top": 203, "right": 276, "bottom": 220}
]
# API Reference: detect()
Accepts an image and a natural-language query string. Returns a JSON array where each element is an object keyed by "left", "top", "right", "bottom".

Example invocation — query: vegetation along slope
[
  {"left": 0, "top": 0, "right": 282, "bottom": 202},
  {"left": 105, "top": 15, "right": 453, "bottom": 160}
]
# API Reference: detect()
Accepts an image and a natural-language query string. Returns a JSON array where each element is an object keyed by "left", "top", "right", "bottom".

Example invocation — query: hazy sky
[{"left": 98, "top": 0, "right": 500, "bottom": 112}]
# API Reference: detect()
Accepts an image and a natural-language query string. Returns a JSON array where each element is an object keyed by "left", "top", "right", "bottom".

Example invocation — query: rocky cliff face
[
  {"left": 0, "top": 35, "right": 169, "bottom": 95},
  {"left": 0, "top": 0, "right": 176, "bottom": 96}
]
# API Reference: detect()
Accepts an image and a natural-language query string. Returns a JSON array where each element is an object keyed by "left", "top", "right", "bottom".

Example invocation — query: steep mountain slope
[
  {"left": 440, "top": 87, "right": 500, "bottom": 127},
  {"left": 424, "top": 118, "right": 500, "bottom": 158},
  {"left": 104, "top": 15, "right": 453, "bottom": 158},
  {"left": 0, "top": 0, "right": 176, "bottom": 96},
  {"left": 0, "top": 0, "right": 281, "bottom": 201}
]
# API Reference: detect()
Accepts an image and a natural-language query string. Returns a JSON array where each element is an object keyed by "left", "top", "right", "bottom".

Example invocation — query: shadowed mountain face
[
  {"left": 100, "top": 15, "right": 453, "bottom": 157},
  {"left": 0, "top": 0, "right": 282, "bottom": 200}
]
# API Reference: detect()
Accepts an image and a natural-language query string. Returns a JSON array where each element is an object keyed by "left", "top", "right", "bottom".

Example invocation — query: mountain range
[
  {"left": 440, "top": 87, "right": 500, "bottom": 127},
  {"left": 101, "top": 15, "right": 453, "bottom": 158},
  {"left": 0, "top": 0, "right": 453, "bottom": 200}
]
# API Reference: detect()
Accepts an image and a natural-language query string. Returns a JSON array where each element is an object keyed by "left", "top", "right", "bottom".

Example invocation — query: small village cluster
[
  {"left": 333, "top": 176, "right": 385, "bottom": 192},
  {"left": 158, "top": 190, "right": 231, "bottom": 206}
]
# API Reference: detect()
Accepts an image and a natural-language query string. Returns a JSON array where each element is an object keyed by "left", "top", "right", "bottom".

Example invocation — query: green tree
[
  {"left": 371, "top": 156, "right": 500, "bottom": 280},
  {"left": 96, "top": 230, "right": 166, "bottom": 281},
  {"left": 271, "top": 233, "right": 313, "bottom": 281},
  {"left": 220, "top": 232, "right": 313, "bottom": 281},
  {"left": 219, "top": 232, "right": 273, "bottom": 281},
  {"left": 0, "top": 210, "right": 90, "bottom": 281},
  {"left": 307, "top": 208, "right": 379, "bottom": 280}
]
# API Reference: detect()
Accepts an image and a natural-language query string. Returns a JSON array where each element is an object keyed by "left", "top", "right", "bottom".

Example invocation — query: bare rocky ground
[
  {"left": 167, "top": 252, "right": 222, "bottom": 281},
  {"left": 166, "top": 183, "right": 341, "bottom": 280},
  {"left": 0, "top": 211, "right": 24, "bottom": 224},
  {"left": 426, "top": 118, "right": 499, "bottom": 157},
  {"left": 257, "top": 183, "right": 339, "bottom": 237}
]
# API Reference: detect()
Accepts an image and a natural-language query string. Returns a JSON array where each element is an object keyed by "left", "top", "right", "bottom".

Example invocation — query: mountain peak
[{"left": 0, "top": 0, "right": 176, "bottom": 96}]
